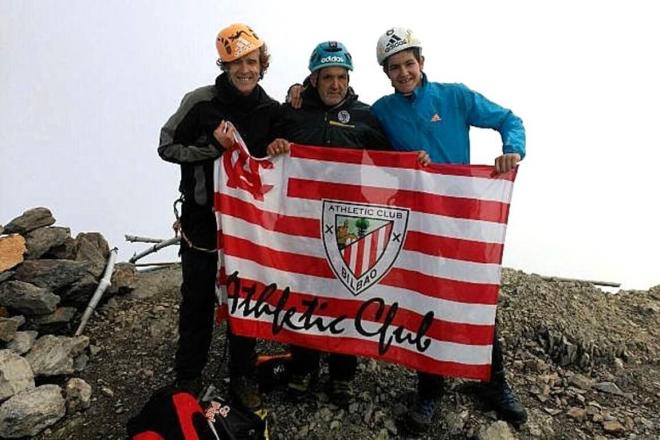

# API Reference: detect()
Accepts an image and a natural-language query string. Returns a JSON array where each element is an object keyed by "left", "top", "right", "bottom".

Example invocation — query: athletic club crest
[{"left": 322, "top": 200, "right": 409, "bottom": 296}]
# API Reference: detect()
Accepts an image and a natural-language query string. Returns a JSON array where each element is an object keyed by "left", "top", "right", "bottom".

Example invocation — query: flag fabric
[{"left": 213, "top": 138, "right": 517, "bottom": 381}]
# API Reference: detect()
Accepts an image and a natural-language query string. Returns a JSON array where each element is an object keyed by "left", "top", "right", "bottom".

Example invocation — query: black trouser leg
[
  {"left": 228, "top": 329, "right": 257, "bottom": 378},
  {"left": 328, "top": 354, "right": 357, "bottom": 381},
  {"left": 175, "top": 244, "right": 217, "bottom": 380},
  {"left": 289, "top": 344, "right": 321, "bottom": 376},
  {"left": 489, "top": 326, "right": 506, "bottom": 382},
  {"left": 417, "top": 371, "right": 445, "bottom": 400}
]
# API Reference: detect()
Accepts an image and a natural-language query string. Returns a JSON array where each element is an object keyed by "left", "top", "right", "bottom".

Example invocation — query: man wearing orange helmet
[{"left": 158, "top": 23, "right": 283, "bottom": 411}]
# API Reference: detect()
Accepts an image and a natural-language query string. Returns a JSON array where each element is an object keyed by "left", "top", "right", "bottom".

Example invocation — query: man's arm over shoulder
[
  {"left": 457, "top": 83, "right": 526, "bottom": 159},
  {"left": 158, "top": 86, "right": 223, "bottom": 164}
]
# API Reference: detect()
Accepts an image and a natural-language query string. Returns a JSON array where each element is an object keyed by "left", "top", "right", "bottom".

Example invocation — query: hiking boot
[
  {"left": 402, "top": 396, "right": 438, "bottom": 434},
  {"left": 479, "top": 378, "right": 528, "bottom": 425},
  {"left": 230, "top": 376, "right": 262, "bottom": 411},
  {"left": 329, "top": 379, "right": 353, "bottom": 408},
  {"left": 174, "top": 376, "right": 203, "bottom": 397},
  {"left": 287, "top": 372, "right": 315, "bottom": 400}
]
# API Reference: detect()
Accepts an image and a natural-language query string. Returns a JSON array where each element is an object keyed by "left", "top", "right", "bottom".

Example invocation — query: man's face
[
  {"left": 227, "top": 49, "right": 261, "bottom": 95},
  {"left": 312, "top": 67, "right": 349, "bottom": 106},
  {"left": 385, "top": 50, "right": 424, "bottom": 95}
]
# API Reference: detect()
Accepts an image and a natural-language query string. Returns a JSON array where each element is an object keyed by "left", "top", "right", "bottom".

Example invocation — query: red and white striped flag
[{"left": 214, "top": 139, "right": 517, "bottom": 381}]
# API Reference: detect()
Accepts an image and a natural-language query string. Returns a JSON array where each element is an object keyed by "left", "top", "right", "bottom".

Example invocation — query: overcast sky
[{"left": 1, "top": 1, "right": 658, "bottom": 290}]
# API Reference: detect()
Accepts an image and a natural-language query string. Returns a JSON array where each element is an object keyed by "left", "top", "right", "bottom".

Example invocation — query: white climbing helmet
[{"left": 376, "top": 27, "right": 422, "bottom": 66}]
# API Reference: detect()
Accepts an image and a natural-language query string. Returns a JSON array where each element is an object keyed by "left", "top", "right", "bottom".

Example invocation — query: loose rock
[
  {"left": 3, "top": 208, "right": 56, "bottom": 235},
  {"left": 25, "top": 227, "right": 71, "bottom": 260},
  {"left": 25, "top": 335, "right": 89, "bottom": 377},
  {"left": 0, "top": 384, "right": 65, "bottom": 438},
  {"left": 478, "top": 420, "right": 516, "bottom": 440},
  {"left": 0, "top": 280, "right": 60, "bottom": 315},
  {"left": 64, "top": 378, "right": 92, "bottom": 412},
  {"left": 0, "top": 349, "right": 35, "bottom": 401},
  {"left": 6, "top": 330, "right": 38, "bottom": 355},
  {"left": 0, "top": 235, "right": 26, "bottom": 273},
  {"left": 14, "top": 260, "right": 89, "bottom": 291},
  {"left": 0, "top": 318, "right": 21, "bottom": 343}
]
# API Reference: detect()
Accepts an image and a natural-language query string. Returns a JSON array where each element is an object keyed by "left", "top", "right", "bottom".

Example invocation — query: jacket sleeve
[
  {"left": 460, "top": 84, "right": 526, "bottom": 159},
  {"left": 158, "top": 89, "right": 223, "bottom": 164}
]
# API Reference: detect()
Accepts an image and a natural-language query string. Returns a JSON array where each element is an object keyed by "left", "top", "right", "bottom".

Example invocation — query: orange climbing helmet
[{"left": 216, "top": 23, "right": 264, "bottom": 63}]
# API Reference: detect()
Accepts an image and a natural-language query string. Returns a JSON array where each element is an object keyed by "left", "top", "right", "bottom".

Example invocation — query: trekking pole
[
  {"left": 129, "top": 236, "right": 180, "bottom": 263},
  {"left": 75, "top": 247, "right": 118, "bottom": 336},
  {"left": 125, "top": 234, "right": 166, "bottom": 243}
]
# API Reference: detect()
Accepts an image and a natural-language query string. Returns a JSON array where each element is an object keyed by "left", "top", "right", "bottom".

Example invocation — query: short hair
[
  {"left": 382, "top": 47, "right": 422, "bottom": 74},
  {"left": 216, "top": 44, "right": 271, "bottom": 78}
]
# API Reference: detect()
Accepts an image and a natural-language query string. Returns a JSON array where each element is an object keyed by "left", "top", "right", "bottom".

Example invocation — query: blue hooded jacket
[{"left": 372, "top": 74, "right": 525, "bottom": 164}]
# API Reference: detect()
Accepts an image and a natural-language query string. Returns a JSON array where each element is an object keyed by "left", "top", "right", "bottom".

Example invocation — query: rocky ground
[{"left": 27, "top": 266, "right": 659, "bottom": 440}]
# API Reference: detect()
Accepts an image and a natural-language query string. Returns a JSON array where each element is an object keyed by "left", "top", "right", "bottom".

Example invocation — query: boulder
[
  {"left": 0, "top": 384, "right": 65, "bottom": 438},
  {"left": 24, "top": 334, "right": 89, "bottom": 377},
  {"left": 0, "top": 280, "right": 60, "bottom": 315},
  {"left": 0, "top": 350, "right": 35, "bottom": 401},
  {"left": 75, "top": 235, "right": 107, "bottom": 278},
  {"left": 0, "top": 235, "right": 26, "bottom": 273},
  {"left": 29, "top": 307, "right": 77, "bottom": 335},
  {"left": 45, "top": 236, "right": 77, "bottom": 260},
  {"left": 129, "top": 265, "right": 182, "bottom": 299},
  {"left": 0, "top": 271, "right": 13, "bottom": 283},
  {"left": 6, "top": 331, "right": 38, "bottom": 355},
  {"left": 61, "top": 274, "right": 98, "bottom": 305},
  {"left": 3, "top": 208, "right": 55, "bottom": 235},
  {"left": 76, "top": 232, "right": 110, "bottom": 259},
  {"left": 25, "top": 226, "right": 71, "bottom": 259},
  {"left": 109, "top": 262, "right": 138, "bottom": 295},
  {"left": 14, "top": 259, "right": 89, "bottom": 290},
  {"left": 0, "top": 317, "right": 22, "bottom": 343}
]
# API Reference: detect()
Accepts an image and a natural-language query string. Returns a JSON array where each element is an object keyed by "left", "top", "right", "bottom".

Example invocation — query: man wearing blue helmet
[
  {"left": 266, "top": 41, "right": 396, "bottom": 407},
  {"left": 269, "top": 41, "right": 391, "bottom": 152}
]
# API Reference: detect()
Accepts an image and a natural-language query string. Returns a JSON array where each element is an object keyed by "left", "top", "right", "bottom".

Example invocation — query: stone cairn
[{"left": 0, "top": 207, "right": 137, "bottom": 438}]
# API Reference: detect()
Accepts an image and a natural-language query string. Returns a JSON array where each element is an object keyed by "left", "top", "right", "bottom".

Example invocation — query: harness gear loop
[{"left": 172, "top": 195, "right": 217, "bottom": 254}]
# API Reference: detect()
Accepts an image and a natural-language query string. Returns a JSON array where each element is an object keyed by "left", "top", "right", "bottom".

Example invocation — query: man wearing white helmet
[{"left": 372, "top": 27, "right": 527, "bottom": 434}]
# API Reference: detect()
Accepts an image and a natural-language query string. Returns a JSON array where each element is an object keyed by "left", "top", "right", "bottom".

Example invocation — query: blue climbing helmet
[{"left": 308, "top": 41, "right": 353, "bottom": 73}]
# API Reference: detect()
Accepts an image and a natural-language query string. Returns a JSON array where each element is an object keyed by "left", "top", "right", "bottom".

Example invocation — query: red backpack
[
  {"left": 127, "top": 386, "right": 268, "bottom": 440},
  {"left": 127, "top": 386, "right": 215, "bottom": 440}
]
